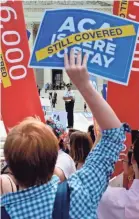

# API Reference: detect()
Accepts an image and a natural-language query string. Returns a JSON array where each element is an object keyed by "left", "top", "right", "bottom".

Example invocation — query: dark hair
[
  {"left": 59, "top": 139, "right": 65, "bottom": 150},
  {"left": 133, "top": 135, "right": 139, "bottom": 168},
  {"left": 69, "top": 128, "right": 79, "bottom": 138},
  {"left": 4, "top": 118, "right": 58, "bottom": 188},
  {"left": 88, "top": 125, "right": 95, "bottom": 143},
  {"left": 70, "top": 131, "right": 92, "bottom": 163}
]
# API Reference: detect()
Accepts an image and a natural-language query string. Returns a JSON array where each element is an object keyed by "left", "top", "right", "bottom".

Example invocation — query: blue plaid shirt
[{"left": 1, "top": 124, "right": 130, "bottom": 219}]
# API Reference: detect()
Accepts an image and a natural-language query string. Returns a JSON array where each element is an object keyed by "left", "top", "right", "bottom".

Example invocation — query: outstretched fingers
[
  {"left": 77, "top": 51, "right": 82, "bottom": 66},
  {"left": 64, "top": 50, "right": 88, "bottom": 71},
  {"left": 64, "top": 52, "right": 69, "bottom": 70},
  {"left": 82, "top": 53, "right": 88, "bottom": 67},
  {"left": 70, "top": 48, "right": 75, "bottom": 66}
]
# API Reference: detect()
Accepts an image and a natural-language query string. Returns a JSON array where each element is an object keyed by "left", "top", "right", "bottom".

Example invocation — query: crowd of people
[
  {"left": 1, "top": 51, "right": 139, "bottom": 219},
  {"left": 48, "top": 91, "right": 58, "bottom": 108},
  {"left": 45, "top": 82, "right": 69, "bottom": 92},
  {"left": 38, "top": 82, "right": 67, "bottom": 95}
]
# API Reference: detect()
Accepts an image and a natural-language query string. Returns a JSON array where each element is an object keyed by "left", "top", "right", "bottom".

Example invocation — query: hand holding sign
[{"left": 64, "top": 49, "right": 89, "bottom": 90}]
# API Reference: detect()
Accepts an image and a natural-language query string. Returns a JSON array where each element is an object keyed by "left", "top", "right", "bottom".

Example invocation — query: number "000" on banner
[{"left": 1, "top": 0, "right": 45, "bottom": 132}]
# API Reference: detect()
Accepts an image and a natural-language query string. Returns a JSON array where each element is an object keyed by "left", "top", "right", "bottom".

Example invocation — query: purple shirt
[{"left": 97, "top": 179, "right": 139, "bottom": 219}]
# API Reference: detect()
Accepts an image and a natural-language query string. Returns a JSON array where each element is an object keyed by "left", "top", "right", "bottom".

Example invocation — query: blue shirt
[{"left": 1, "top": 124, "right": 130, "bottom": 219}]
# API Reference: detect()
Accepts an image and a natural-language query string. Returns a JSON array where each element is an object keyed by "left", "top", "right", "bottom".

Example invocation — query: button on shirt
[
  {"left": 97, "top": 179, "right": 139, "bottom": 219},
  {"left": 64, "top": 90, "right": 75, "bottom": 102},
  {"left": 1, "top": 124, "right": 130, "bottom": 219}
]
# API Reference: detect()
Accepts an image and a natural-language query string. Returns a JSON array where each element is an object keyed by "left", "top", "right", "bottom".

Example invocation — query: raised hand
[
  {"left": 64, "top": 49, "right": 121, "bottom": 130},
  {"left": 64, "top": 49, "right": 89, "bottom": 90}
]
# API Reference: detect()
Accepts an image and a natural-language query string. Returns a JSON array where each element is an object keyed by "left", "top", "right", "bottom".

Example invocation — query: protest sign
[
  {"left": 1, "top": 0, "right": 45, "bottom": 132},
  {"left": 107, "top": 0, "right": 139, "bottom": 177},
  {"left": 40, "top": 97, "right": 52, "bottom": 114},
  {"left": 52, "top": 111, "right": 67, "bottom": 128},
  {"left": 30, "top": 9, "right": 139, "bottom": 85}
]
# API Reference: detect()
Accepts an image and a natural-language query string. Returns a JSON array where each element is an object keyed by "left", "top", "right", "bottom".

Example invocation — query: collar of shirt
[{"left": 1, "top": 176, "right": 59, "bottom": 219}]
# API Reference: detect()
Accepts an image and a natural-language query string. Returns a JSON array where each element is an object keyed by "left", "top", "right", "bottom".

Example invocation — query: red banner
[
  {"left": 1, "top": 0, "right": 45, "bottom": 131},
  {"left": 108, "top": 0, "right": 139, "bottom": 176}
]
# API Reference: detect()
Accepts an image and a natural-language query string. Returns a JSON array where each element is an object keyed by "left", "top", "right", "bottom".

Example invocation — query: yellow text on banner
[
  {"left": 0, "top": 53, "right": 11, "bottom": 88},
  {"left": 118, "top": 0, "right": 129, "bottom": 18},
  {"left": 36, "top": 24, "right": 136, "bottom": 61}
]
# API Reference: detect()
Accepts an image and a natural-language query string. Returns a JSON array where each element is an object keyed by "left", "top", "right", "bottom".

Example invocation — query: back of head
[
  {"left": 133, "top": 136, "right": 139, "bottom": 168},
  {"left": 4, "top": 118, "right": 58, "bottom": 188},
  {"left": 70, "top": 131, "right": 92, "bottom": 163},
  {"left": 69, "top": 128, "right": 79, "bottom": 138}
]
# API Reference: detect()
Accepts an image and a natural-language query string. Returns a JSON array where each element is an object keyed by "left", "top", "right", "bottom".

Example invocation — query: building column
[
  {"left": 26, "top": 22, "right": 38, "bottom": 83},
  {"left": 97, "top": 77, "right": 104, "bottom": 93},
  {"left": 44, "top": 69, "right": 52, "bottom": 84},
  {"left": 26, "top": 22, "right": 34, "bottom": 52},
  {"left": 63, "top": 70, "right": 70, "bottom": 85}
]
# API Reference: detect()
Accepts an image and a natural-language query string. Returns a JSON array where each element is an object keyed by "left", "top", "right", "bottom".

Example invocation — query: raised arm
[
  {"left": 64, "top": 49, "right": 121, "bottom": 130},
  {"left": 66, "top": 50, "right": 130, "bottom": 219}
]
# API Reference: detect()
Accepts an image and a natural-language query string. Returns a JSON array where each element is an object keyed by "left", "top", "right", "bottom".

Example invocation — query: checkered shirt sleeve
[{"left": 68, "top": 124, "right": 130, "bottom": 219}]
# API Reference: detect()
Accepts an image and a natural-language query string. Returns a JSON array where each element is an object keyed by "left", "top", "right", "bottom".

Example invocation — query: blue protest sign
[{"left": 29, "top": 9, "right": 139, "bottom": 85}]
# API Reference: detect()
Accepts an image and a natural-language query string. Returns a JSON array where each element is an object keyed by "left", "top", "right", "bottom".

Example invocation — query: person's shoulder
[
  {"left": 100, "top": 186, "right": 128, "bottom": 206},
  {"left": 58, "top": 150, "right": 71, "bottom": 160},
  {"left": 57, "top": 151, "right": 75, "bottom": 168},
  {"left": 97, "top": 186, "right": 127, "bottom": 219},
  {"left": 0, "top": 174, "right": 17, "bottom": 195},
  {"left": 56, "top": 150, "right": 76, "bottom": 179}
]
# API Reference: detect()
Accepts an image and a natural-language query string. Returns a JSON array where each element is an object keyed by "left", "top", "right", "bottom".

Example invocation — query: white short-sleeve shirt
[
  {"left": 64, "top": 90, "right": 75, "bottom": 102},
  {"left": 55, "top": 150, "right": 76, "bottom": 179}
]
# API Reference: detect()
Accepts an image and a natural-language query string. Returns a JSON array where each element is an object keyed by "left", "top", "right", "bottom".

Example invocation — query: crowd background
[{"left": 38, "top": 82, "right": 72, "bottom": 93}]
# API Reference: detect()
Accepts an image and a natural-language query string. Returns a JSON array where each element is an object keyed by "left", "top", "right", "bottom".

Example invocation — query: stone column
[
  {"left": 63, "top": 70, "right": 70, "bottom": 85},
  {"left": 44, "top": 69, "right": 52, "bottom": 84},
  {"left": 97, "top": 77, "right": 104, "bottom": 93},
  {"left": 26, "top": 22, "right": 34, "bottom": 52}
]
